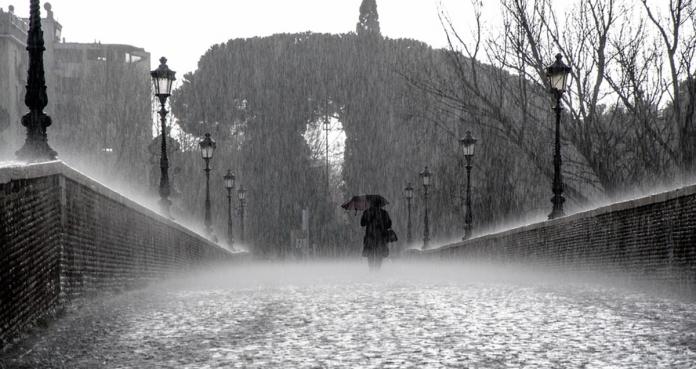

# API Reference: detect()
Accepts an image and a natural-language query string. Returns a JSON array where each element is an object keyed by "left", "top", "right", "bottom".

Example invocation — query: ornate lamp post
[
  {"left": 199, "top": 133, "right": 216, "bottom": 235},
  {"left": 420, "top": 166, "right": 432, "bottom": 249},
  {"left": 238, "top": 186, "right": 247, "bottom": 243},
  {"left": 150, "top": 57, "right": 176, "bottom": 216},
  {"left": 459, "top": 131, "right": 477, "bottom": 240},
  {"left": 16, "top": 0, "right": 57, "bottom": 162},
  {"left": 404, "top": 183, "right": 414, "bottom": 244},
  {"left": 224, "top": 170, "right": 236, "bottom": 246},
  {"left": 546, "top": 54, "right": 571, "bottom": 220}
]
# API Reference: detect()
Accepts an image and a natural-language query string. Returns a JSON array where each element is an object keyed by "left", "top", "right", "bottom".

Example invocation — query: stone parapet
[
  {"left": 0, "top": 161, "right": 239, "bottom": 346},
  {"left": 415, "top": 184, "right": 696, "bottom": 290}
]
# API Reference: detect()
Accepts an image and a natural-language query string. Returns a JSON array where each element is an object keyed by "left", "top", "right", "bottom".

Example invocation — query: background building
[
  {"left": 0, "top": 3, "right": 151, "bottom": 185},
  {"left": 0, "top": 5, "right": 29, "bottom": 156}
]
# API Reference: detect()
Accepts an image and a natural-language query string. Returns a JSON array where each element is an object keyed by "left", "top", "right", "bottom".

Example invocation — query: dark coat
[{"left": 361, "top": 206, "right": 392, "bottom": 257}]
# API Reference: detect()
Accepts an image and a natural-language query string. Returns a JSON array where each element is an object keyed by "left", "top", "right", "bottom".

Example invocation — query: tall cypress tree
[{"left": 356, "top": 0, "right": 381, "bottom": 36}]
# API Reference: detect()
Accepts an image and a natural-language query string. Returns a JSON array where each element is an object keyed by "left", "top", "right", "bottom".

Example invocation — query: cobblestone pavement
[{"left": 2, "top": 262, "right": 696, "bottom": 368}]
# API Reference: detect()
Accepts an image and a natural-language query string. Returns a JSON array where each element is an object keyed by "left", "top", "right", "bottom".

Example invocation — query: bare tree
[
  {"left": 604, "top": 16, "right": 674, "bottom": 183},
  {"left": 638, "top": 0, "right": 696, "bottom": 178},
  {"left": 408, "top": 0, "right": 696, "bottom": 203}
]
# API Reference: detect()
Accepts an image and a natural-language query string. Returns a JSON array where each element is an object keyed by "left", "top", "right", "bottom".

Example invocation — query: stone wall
[
  {"left": 0, "top": 161, "right": 235, "bottom": 345},
  {"left": 417, "top": 185, "right": 696, "bottom": 289}
]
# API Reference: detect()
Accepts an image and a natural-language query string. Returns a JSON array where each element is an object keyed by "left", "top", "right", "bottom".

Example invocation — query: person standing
[{"left": 361, "top": 198, "right": 392, "bottom": 270}]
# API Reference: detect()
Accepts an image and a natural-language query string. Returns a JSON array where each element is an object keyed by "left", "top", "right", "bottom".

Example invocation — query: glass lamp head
[
  {"left": 199, "top": 133, "right": 216, "bottom": 160},
  {"left": 420, "top": 166, "right": 432, "bottom": 187},
  {"left": 150, "top": 57, "right": 176, "bottom": 97},
  {"left": 459, "top": 130, "right": 477, "bottom": 158},
  {"left": 404, "top": 183, "right": 414, "bottom": 199},
  {"left": 224, "top": 170, "right": 236, "bottom": 190},
  {"left": 546, "top": 53, "right": 571, "bottom": 93}
]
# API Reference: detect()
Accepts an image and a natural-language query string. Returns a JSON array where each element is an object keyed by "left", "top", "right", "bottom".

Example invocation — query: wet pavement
[{"left": 2, "top": 261, "right": 696, "bottom": 368}]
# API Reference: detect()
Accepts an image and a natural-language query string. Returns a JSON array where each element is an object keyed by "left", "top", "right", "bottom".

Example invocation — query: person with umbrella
[
  {"left": 358, "top": 195, "right": 392, "bottom": 270},
  {"left": 342, "top": 194, "right": 396, "bottom": 270}
]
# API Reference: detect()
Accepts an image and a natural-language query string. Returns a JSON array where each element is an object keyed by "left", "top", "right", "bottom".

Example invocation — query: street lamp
[
  {"left": 150, "top": 57, "right": 176, "bottom": 216},
  {"left": 323, "top": 117, "right": 331, "bottom": 194},
  {"left": 16, "top": 0, "right": 57, "bottom": 162},
  {"left": 459, "top": 131, "right": 477, "bottom": 240},
  {"left": 238, "top": 186, "right": 247, "bottom": 243},
  {"left": 420, "top": 166, "right": 432, "bottom": 249},
  {"left": 404, "top": 182, "right": 414, "bottom": 245},
  {"left": 224, "top": 169, "right": 236, "bottom": 246},
  {"left": 546, "top": 53, "right": 571, "bottom": 220},
  {"left": 199, "top": 133, "right": 216, "bottom": 235}
]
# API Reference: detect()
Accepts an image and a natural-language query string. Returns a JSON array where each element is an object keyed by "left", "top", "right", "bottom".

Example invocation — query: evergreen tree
[{"left": 356, "top": 0, "right": 380, "bottom": 36}]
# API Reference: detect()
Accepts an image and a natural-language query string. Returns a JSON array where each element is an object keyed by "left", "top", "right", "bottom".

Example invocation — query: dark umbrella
[{"left": 341, "top": 194, "right": 389, "bottom": 212}]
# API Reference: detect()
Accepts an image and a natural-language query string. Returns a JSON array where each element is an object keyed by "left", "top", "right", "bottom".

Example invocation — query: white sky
[
  {"left": 2, "top": 0, "right": 476, "bottom": 75},
  {"left": 8, "top": 0, "right": 668, "bottom": 82}
]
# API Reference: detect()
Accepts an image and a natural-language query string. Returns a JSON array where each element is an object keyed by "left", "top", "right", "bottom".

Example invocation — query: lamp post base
[
  {"left": 548, "top": 195, "right": 565, "bottom": 220},
  {"left": 463, "top": 224, "right": 472, "bottom": 241},
  {"left": 159, "top": 198, "right": 172, "bottom": 218},
  {"left": 16, "top": 133, "right": 57, "bottom": 163}
]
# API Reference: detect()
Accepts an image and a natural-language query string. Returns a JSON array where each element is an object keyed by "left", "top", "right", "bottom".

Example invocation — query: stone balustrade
[
  {"left": 412, "top": 184, "right": 696, "bottom": 291},
  {"left": 0, "top": 161, "right": 238, "bottom": 346}
]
